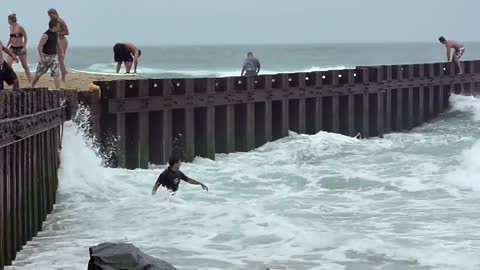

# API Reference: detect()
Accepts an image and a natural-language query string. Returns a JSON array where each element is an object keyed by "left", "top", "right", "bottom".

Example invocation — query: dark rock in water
[{"left": 87, "top": 242, "right": 177, "bottom": 270}]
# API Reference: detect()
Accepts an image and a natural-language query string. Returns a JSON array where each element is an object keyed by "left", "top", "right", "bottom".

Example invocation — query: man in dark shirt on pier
[
  {"left": 151, "top": 156, "right": 208, "bottom": 195},
  {"left": 31, "top": 19, "right": 64, "bottom": 89},
  {"left": 438, "top": 36, "right": 465, "bottom": 74},
  {"left": 241, "top": 52, "right": 261, "bottom": 77}
]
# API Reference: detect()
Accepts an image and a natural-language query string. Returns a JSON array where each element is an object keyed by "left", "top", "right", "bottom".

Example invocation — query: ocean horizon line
[{"left": 20, "top": 40, "right": 480, "bottom": 50}]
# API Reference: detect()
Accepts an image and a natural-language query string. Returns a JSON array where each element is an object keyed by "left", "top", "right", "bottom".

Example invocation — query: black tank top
[{"left": 42, "top": 30, "right": 58, "bottom": 55}]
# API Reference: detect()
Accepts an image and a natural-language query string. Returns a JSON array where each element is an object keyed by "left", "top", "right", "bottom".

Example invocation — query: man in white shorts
[
  {"left": 438, "top": 36, "right": 465, "bottom": 74},
  {"left": 31, "top": 19, "right": 63, "bottom": 89}
]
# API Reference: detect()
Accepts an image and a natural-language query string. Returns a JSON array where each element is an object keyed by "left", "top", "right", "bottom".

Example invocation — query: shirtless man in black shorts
[
  {"left": 151, "top": 156, "right": 208, "bottom": 195},
  {"left": 0, "top": 40, "right": 19, "bottom": 90},
  {"left": 113, "top": 42, "right": 141, "bottom": 74}
]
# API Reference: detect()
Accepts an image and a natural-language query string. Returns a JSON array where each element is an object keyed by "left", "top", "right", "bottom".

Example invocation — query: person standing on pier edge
[
  {"left": 241, "top": 51, "right": 261, "bottom": 77},
  {"left": 0, "top": 40, "right": 19, "bottom": 90},
  {"left": 113, "top": 42, "right": 142, "bottom": 74},
  {"left": 438, "top": 36, "right": 465, "bottom": 74},
  {"left": 31, "top": 19, "right": 64, "bottom": 90},
  {"left": 151, "top": 156, "right": 208, "bottom": 195},
  {"left": 48, "top": 8, "right": 69, "bottom": 82},
  {"left": 7, "top": 13, "right": 32, "bottom": 84}
]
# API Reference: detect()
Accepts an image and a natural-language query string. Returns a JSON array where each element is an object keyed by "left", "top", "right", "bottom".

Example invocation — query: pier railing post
[
  {"left": 404, "top": 65, "right": 414, "bottom": 130},
  {"left": 363, "top": 67, "right": 383, "bottom": 138},
  {"left": 463, "top": 61, "right": 475, "bottom": 95},
  {"left": 226, "top": 78, "right": 236, "bottom": 153},
  {"left": 245, "top": 76, "right": 255, "bottom": 151},
  {"left": 11, "top": 91, "right": 18, "bottom": 260},
  {"left": 253, "top": 76, "right": 267, "bottom": 147},
  {"left": 376, "top": 67, "right": 385, "bottom": 138},
  {"left": 393, "top": 65, "right": 404, "bottom": 131},
  {"left": 438, "top": 64, "right": 446, "bottom": 113},
  {"left": 193, "top": 78, "right": 217, "bottom": 159},
  {"left": 314, "top": 72, "right": 323, "bottom": 133},
  {"left": 347, "top": 69, "right": 356, "bottom": 137},
  {"left": 138, "top": 80, "right": 150, "bottom": 169},
  {"left": 184, "top": 79, "right": 195, "bottom": 161},
  {"left": 358, "top": 68, "right": 370, "bottom": 138},
  {"left": 0, "top": 92, "right": 5, "bottom": 267},
  {"left": 383, "top": 65, "right": 392, "bottom": 133},
  {"left": 161, "top": 79, "right": 173, "bottom": 164},
  {"left": 279, "top": 74, "right": 290, "bottom": 137},
  {"left": 205, "top": 78, "right": 216, "bottom": 159},
  {"left": 5, "top": 92, "right": 12, "bottom": 265},
  {"left": 297, "top": 73, "right": 307, "bottom": 134},
  {"left": 416, "top": 64, "right": 425, "bottom": 126},
  {"left": 330, "top": 70, "right": 340, "bottom": 134},
  {"left": 215, "top": 77, "right": 236, "bottom": 154},
  {"left": 425, "top": 64, "right": 435, "bottom": 120},
  {"left": 114, "top": 80, "right": 126, "bottom": 168},
  {"left": 263, "top": 75, "right": 273, "bottom": 143}
]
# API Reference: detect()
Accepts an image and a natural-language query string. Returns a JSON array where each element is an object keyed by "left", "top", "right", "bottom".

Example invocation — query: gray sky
[{"left": 1, "top": 0, "right": 478, "bottom": 47}]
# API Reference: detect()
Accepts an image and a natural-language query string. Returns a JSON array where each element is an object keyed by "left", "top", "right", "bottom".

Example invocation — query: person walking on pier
[
  {"left": 31, "top": 19, "right": 64, "bottom": 90},
  {"left": 241, "top": 52, "right": 261, "bottom": 77},
  {"left": 7, "top": 13, "right": 32, "bottom": 84},
  {"left": 438, "top": 36, "right": 465, "bottom": 74},
  {"left": 0, "top": 40, "right": 19, "bottom": 90},
  {"left": 151, "top": 156, "right": 208, "bottom": 195},
  {"left": 48, "top": 8, "right": 69, "bottom": 82},
  {"left": 113, "top": 42, "right": 142, "bottom": 74}
]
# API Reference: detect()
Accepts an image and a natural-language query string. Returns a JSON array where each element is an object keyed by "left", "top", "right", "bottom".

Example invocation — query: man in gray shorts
[
  {"left": 241, "top": 52, "right": 261, "bottom": 77},
  {"left": 31, "top": 19, "right": 63, "bottom": 89}
]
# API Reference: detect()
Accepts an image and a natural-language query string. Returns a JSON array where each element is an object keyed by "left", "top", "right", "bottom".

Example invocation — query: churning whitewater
[{"left": 6, "top": 95, "right": 480, "bottom": 270}]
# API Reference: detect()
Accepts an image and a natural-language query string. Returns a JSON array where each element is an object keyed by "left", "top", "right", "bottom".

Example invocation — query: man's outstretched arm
[{"left": 186, "top": 178, "right": 208, "bottom": 191}]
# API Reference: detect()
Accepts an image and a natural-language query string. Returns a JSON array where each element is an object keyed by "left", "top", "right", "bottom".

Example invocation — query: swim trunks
[
  {"left": 242, "top": 57, "right": 261, "bottom": 77},
  {"left": 0, "top": 61, "right": 18, "bottom": 90},
  {"left": 453, "top": 47, "right": 465, "bottom": 61},
  {"left": 35, "top": 54, "right": 60, "bottom": 77},
  {"left": 113, "top": 43, "right": 133, "bottom": 63},
  {"left": 10, "top": 46, "right": 26, "bottom": 56}
]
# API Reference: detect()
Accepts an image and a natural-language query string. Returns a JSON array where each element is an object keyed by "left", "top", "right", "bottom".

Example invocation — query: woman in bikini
[
  {"left": 7, "top": 13, "right": 31, "bottom": 83},
  {"left": 48, "top": 8, "right": 69, "bottom": 82}
]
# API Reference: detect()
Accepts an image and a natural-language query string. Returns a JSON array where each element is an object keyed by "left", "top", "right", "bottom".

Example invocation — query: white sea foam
[
  {"left": 6, "top": 94, "right": 480, "bottom": 270},
  {"left": 81, "top": 63, "right": 349, "bottom": 78},
  {"left": 444, "top": 94, "right": 480, "bottom": 192}
]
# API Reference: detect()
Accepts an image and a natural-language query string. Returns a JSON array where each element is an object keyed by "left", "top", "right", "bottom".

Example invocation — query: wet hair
[
  {"left": 247, "top": 51, "right": 253, "bottom": 56},
  {"left": 49, "top": 19, "right": 58, "bottom": 29},
  {"left": 168, "top": 156, "right": 181, "bottom": 167},
  {"left": 8, "top": 13, "right": 17, "bottom": 23},
  {"left": 438, "top": 36, "right": 446, "bottom": 43}
]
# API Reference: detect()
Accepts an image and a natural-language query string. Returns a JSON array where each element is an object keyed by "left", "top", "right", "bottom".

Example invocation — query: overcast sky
[{"left": 1, "top": 0, "right": 478, "bottom": 47}]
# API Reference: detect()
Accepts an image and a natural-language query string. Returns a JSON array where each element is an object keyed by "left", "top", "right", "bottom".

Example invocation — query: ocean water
[
  {"left": 5, "top": 93, "right": 480, "bottom": 270},
  {"left": 9, "top": 42, "right": 480, "bottom": 78}
]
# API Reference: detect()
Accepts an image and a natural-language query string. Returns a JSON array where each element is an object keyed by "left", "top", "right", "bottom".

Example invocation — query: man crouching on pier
[
  {"left": 0, "top": 40, "right": 19, "bottom": 90},
  {"left": 439, "top": 36, "right": 465, "bottom": 74},
  {"left": 152, "top": 156, "right": 208, "bottom": 195}
]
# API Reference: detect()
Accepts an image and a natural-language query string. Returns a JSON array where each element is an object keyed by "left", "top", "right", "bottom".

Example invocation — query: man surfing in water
[{"left": 151, "top": 156, "right": 208, "bottom": 195}]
